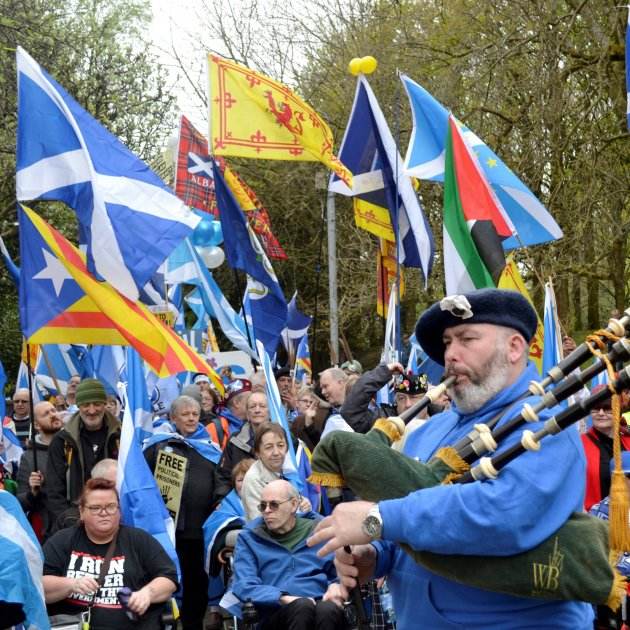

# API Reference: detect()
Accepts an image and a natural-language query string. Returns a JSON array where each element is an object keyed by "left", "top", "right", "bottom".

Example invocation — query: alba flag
[
  {"left": 443, "top": 115, "right": 514, "bottom": 294},
  {"left": 18, "top": 205, "right": 223, "bottom": 389},
  {"left": 208, "top": 55, "right": 352, "bottom": 186}
]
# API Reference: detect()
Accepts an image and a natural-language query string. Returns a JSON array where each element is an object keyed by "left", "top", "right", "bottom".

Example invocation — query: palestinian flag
[{"left": 443, "top": 115, "right": 514, "bottom": 294}]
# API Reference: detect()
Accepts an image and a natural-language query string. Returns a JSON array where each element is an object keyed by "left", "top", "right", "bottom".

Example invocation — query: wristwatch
[{"left": 361, "top": 504, "right": 383, "bottom": 540}]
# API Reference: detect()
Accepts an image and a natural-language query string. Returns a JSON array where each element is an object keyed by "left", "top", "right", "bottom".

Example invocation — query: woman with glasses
[
  {"left": 42, "top": 478, "right": 178, "bottom": 629},
  {"left": 581, "top": 383, "right": 630, "bottom": 510}
]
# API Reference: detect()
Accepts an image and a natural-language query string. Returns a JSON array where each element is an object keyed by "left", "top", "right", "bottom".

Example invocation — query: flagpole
[
  {"left": 326, "top": 189, "right": 339, "bottom": 365},
  {"left": 39, "top": 345, "right": 62, "bottom": 396},
  {"left": 394, "top": 69, "right": 402, "bottom": 361},
  {"left": 25, "top": 342, "right": 38, "bottom": 472},
  {"left": 232, "top": 268, "right": 258, "bottom": 372}
]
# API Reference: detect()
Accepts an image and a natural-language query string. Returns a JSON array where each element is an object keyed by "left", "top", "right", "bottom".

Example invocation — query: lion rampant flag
[{"left": 208, "top": 55, "right": 352, "bottom": 186}]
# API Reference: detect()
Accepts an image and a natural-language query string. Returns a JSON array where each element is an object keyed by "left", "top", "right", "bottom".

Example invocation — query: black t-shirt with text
[{"left": 43, "top": 525, "right": 178, "bottom": 630}]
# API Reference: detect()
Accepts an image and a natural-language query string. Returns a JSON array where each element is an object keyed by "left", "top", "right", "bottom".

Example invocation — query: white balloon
[{"left": 200, "top": 245, "right": 225, "bottom": 269}]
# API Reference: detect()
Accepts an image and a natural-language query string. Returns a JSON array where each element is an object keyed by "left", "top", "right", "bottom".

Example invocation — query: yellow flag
[
  {"left": 498, "top": 255, "right": 544, "bottom": 374},
  {"left": 377, "top": 239, "right": 405, "bottom": 318},
  {"left": 208, "top": 55, "right": 351, "bottom": 185},
  {"left": 354, "top": 199, "right": 395, "bottom": 242}
]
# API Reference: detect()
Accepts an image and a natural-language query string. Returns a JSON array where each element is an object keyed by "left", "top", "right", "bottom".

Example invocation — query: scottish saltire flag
[
  {"left": 117, "top": 348, "right": 180, "bottom": 579},
  {"left": 16, "top": 361, "right": 44, "bottom": 404},
  {"left": 34, "top": 344, "right": 92, "bottom": 395},
  {"left": 406, "top": 343, "right": 419, "bottom": 375},
  {"left": 626, "top": 9, "right": 630, "bottom": 130},
  {"left": 409, "top": 333, "right": 444, "bottom": 384},
  {"left": 256, "top": 340, "right": 304, "bottom": 491},
  {"left": 542, "top": 282, "right": 563, "bottom": 377},
  {"left": 214, "top": 161, "right": 288, "bottom": 356},
  {"left": 401, "top": 74, "right": 563, "bottom": 250},
  {"left": 0, "top": 235, "right": 20, "bottom": 286},
  {"left": 166, "top": 238, "right": 256, "bottom": 358},
  {"left": 0, "top": 491, "right": 49, "bottom": 630},
  {"left": 16, "top": 47, "right": 200, "bottom": 301},
  {"left": 294, "top": 335, "right": 312, "bottom": 384},
  {"left": 281, "top": 292, "right": 312, "bottom": 353},
  {"left": 184, "top": 287, "right": 210, "bottom": 331},
  {"left": 92, "top": 345, "right": 126, "bottom": 396},
  {"left": 329, "top": 76, "right": 434, "bottom": 283},
  {"left": 169, "top": 283, "right": 186, "bottom": 333},
  {"left": 1, "top": 423, "right": 24, "bottom": 475}
]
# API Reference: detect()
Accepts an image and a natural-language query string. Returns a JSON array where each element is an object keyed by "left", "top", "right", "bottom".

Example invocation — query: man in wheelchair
[{"left": 231, "top": 480, "right": 345, "bottom": 629}]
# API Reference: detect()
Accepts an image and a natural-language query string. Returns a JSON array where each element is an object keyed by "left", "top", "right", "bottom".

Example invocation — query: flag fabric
[
  {"left": 376, "top": 239, "right": 405, "bottom": 318},
  {"left": 353, "top": 198, "right": 395, "bottom": 242},
  {"left": 401, "top": 74, "right": 563, "bottom": 249},
  {"left": 34, "top": 344, "right": 93, "bottom": 395},
  {"left": 184, "top": 287, "right": 210, "bottom": 331},
  {"left": 626, "top": 9, "right": 630, "bottom": 130},
  {"left": 281, "top": 292, "right": 312, "bottom": 352},
  {"left": 376, "top": 283, "right": 399, "bottom": 407},
  {"left": 18, "top": 204, "right": 221, "bottom": 385},
  {"left": 329, "top": 76, "right": 434, "bottom": 283},
  {"left": 117, "top": 348, "right": 180, "bottom": 579},
  {"left": 16, "top": 47, "right": 199, "bottom": 301},
  {"left": 91, "top": 345, "right": 127, "bottom": 396},
  {"left": 498, "top": 256, "right": 544, "bottom": 374},
  {"left": 0, "top": 490, "right": 49, "bottom": 630},
  {"left": 0, "top": 235, "right": 20, "bottom": 286},
  {"left": 214, "top": 162, "right": 287, "bottom": 356},
  {"left": 1, "top": 424, "right": 24, "bottom": 476},
  {"left": 208, "top": 54, "right": 351, "bottom": 185},
  {"left": 166, "top": 238, "right": 256, "bottom": 359},
  {"left": 443, "top": 115, "right": 513, "bottom": 294},
  {"left": 294, "top": 335, "right": 312, "bottom": 384},
  {"left": 542, "top": 281, "right": 563, "bottom": 377},
  {"left": 175, "top": 114, "right": 219, "bottom": 215}
]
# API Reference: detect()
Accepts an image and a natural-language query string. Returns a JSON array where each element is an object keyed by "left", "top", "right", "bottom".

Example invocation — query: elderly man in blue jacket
[
  {"left": 232, "top": 479, "right": 344, "bottom": 629},
  {"left": 308, "top": 289, "right": 594, "bottom": 629}
]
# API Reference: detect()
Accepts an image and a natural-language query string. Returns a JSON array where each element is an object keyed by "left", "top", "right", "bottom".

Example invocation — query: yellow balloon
[
  {"left": 360, "top": 56, "right": 378, "bottom": 75},
  {"left": 348, "top": 58, "right": 362, "bottom": 76}
]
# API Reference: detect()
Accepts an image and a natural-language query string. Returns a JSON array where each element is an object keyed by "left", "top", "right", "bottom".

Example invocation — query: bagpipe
[{"left": 310, "top": 310, "right": 630, "bottom": 610}]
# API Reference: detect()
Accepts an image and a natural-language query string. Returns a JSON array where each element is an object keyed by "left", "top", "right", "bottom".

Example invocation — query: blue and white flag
[
  {"left": 16, "top": 47, "right": 200, "bottom": 300},
  {"left": 184, "top": 287, "right": 210, "bottom": 331},
  {"left": 542, "top": 282, "right": 563, "bottom": 378},
  {"left": 281, "top": 292, "right": 312, "bottom": 353},
  {"left": 92, "top": 345, "right": 127, "bottom": 396},
  {"left": 0, "top": 235, "right": 20, "bottom": 286},
  {"left": 256, "top": 340, "right": 303, "bottom": 492},
  {"left": 214, "top": 162, "right": 288, "bottom": 357},
  {"left": 401, "top": 74, "right": 563, "bottom": 250},
  {"left": 166, "top": 238, "right": 256, "bottom": 358},
  {"left": 0, "top": 490, "right": 49, "bottom": 630},
  {"left": 117, "top": 348, "right": 180, "bottom": 579},
  {"left": 409, "top": 333, "right": 444, "bottom": 385},
  {"left": 34, "top": 344, "right": 93, "bottom": 395},
  {"left": 16, "top": 361, "right": 44, "bottom": 404},
  {"left": 294, "top": 335, "right": 312, "bottom": 384},
  {"left": 329, "top": 76, "right": 435, "bottom": 283}
]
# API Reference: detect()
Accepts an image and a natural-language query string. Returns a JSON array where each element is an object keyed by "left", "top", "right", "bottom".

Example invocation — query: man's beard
[{"left": 447, "top": 344, "right": 511, "bottom": 414}]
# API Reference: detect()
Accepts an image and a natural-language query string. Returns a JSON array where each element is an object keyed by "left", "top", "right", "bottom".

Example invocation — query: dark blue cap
[{"left": 415, "top": 289, "right": 538, "bottom": 365}]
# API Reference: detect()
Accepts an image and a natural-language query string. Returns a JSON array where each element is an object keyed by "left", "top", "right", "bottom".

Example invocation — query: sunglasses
[{"left": 258, "top": 498, "right": 292, "bottom": 512}]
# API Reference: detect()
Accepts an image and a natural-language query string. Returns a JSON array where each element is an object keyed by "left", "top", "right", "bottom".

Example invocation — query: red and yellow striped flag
[{"left": 19, "top": 205, "right": 223, "bottom": 391}]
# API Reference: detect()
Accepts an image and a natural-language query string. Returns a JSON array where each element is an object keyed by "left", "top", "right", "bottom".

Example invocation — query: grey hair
[
  {"left": 319, "top": 367, "right": 348, "bottom": 382},
  {"left": 170, "top": 395, "right": 201, "bottom": 417},
  {"left": 91, "top": 458, "right": 117, "bottom": 479}
]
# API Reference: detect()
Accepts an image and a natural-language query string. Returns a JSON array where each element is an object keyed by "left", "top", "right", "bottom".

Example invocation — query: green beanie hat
[{"left": 75, "top": 379, "right": 107, "bottom": 406}]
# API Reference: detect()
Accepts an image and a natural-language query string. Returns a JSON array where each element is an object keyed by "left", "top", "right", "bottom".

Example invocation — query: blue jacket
[
  {"left": 231, "top": 511, "right": 337, "bottom": 612},
  {"left": 374, "top": 362, "right": 593, "bottom": 629}
]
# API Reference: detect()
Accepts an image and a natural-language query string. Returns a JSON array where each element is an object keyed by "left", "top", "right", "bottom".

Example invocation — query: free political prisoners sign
[{"left": 153, "top": 450, "right": 187, "bottom": 525}]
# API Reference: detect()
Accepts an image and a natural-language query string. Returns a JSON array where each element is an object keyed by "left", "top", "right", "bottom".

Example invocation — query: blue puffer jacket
[{"left": 231, "top": 511, "right": 337, "bottom": 612}]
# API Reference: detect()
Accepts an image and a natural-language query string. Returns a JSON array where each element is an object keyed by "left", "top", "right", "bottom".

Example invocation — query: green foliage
[{"left": 0, "top": 0, "right": 176, "bottom": 384}]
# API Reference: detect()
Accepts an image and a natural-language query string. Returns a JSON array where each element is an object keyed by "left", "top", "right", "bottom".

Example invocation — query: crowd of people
[{"left": 2, "top": 288, "right": 630, "bottom": 629}]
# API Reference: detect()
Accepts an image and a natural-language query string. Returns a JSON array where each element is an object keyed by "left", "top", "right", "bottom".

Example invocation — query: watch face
[{"left": 363, "top": 515, "right": 381, "bottom": 538}]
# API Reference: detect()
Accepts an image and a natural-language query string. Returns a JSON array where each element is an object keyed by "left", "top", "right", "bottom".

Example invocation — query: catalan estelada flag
[
  {"left": 18, "top": 205, "right": 223, "bottom": 390},
  {"left": 208, "top": 54, "right": 352, "bottom": 186}
]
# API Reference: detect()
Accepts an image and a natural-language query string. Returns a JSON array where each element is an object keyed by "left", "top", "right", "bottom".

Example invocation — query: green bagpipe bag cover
[{"left": 309, "top": 421, "right": 625, "bottom": 609}]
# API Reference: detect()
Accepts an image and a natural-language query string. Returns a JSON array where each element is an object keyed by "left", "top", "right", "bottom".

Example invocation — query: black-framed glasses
[
  {"left": 84, "top": 502, "right": 119, "bottom": 515},
  {"left": 258, "top": 498, "right": 291, "bottom": 512}
]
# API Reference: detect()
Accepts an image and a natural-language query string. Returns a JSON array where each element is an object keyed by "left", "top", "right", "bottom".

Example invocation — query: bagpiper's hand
[
  {"left": 307, "top": 501, "right": 375, "bottom": 557},
  {"left": 333, "top": 544, "right": 376, "bottom": 590}
]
